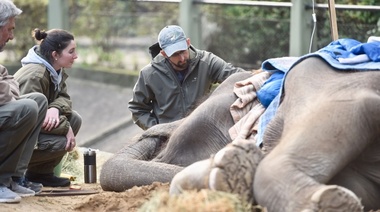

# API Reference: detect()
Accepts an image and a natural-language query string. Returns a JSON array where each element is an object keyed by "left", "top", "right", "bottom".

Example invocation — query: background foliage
[{"left": 5, "top": 0, "right": 380, "bottom": 71}]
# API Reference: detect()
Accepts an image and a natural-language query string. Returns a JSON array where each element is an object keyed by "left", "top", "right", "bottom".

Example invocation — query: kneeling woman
[{"left": 14, "top": 28, "right": 81, "bottom": 187}]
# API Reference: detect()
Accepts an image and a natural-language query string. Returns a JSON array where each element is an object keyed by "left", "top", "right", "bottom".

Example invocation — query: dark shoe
[
  {"left": 15, "top": 177, "right": 43, "bottom": 194},
  {"left": 26, "top": 173, "right": 70, "bottom": 187}
]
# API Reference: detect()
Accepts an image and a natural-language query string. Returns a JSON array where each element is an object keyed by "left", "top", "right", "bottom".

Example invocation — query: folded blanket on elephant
[
  {"left": 256, "top": 38, "right": 380, "bottom": 147},
  {"left": 228, "top": 71, "right": 269, "bottom": 143},
  {"left": 228, "top": 57, "right": 298, "bottom": 144},
  {"left": 319, "top": 37, "right": 380, "bottom": 64}
]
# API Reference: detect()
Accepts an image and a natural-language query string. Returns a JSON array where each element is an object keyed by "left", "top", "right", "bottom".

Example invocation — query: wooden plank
[
  {"left": 328, "top": 0, "right": 339, "bottom": 40},
  {"left": 36, "top": 189, "right": 99, "bottom": 196}
]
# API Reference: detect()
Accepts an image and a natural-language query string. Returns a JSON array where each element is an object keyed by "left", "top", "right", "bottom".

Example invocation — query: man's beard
[{"left": 169, "top": 58, "right": 190, "bottom": 71}]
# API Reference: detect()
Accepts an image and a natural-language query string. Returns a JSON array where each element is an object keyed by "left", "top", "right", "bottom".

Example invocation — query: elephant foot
[
  {"left": 209, "top": 138, "right": 263, "bottom": 204},
  {"left": 302, "top": 185, "right": 363, "bottom": 212},
  {"left": 170, "top": 159, "right": 212, "bottom": 194}
]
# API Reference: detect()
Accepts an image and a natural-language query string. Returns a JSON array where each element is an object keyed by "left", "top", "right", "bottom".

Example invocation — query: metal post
[
  {"left": 48, "top": 0, "right": 69, "bottom": 30},
  {"left": 289, "top": 0, "right": 312, "bottom": 56},
  {"left": 180, "top": 0, "right": 202, "bottom": 48}
]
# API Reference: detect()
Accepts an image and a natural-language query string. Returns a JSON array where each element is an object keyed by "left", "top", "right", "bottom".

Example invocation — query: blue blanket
[
  {"left": 319, "top": 38, "right": 380, "bottom": 63},
  {"left": 256, "top": 57, "right": 299, "bottom": 107},
  {"left": 256, "top": 38, "right": 380, "bottom": 147}
]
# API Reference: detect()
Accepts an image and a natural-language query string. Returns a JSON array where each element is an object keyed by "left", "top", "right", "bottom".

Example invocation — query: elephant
[
  {"left": 99, "top": 70, "right": 261, "bottom": 191},
  {"left": 100, "top": 54, "right": 380, "bottom": 211},
  {"left": 170, "top": 56, "right": 380, "bottom": 211}
]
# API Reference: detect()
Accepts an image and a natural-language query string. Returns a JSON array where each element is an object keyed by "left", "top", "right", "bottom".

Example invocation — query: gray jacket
[{"left": 128, "top": 45, "right": 246, "bottom": 130}]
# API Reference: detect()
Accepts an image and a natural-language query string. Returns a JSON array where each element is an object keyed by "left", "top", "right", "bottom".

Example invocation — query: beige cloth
[{"left": 229, "top": 71, "right": 270, "bottom": 143}]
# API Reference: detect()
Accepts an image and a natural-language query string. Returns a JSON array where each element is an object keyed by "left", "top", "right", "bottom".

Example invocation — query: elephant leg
[
  {"left": 209, "top": 138, "right": 263, "bottom": 204},
  {"left": 170, "top": 138, "right": 263, "bottom": 204},
  {"left": 329, "top": 167, "right": 380, "bottom": 211},
  {"left": 308, "top": 185, "right": 363, "bottom": 211},
  {"left": 254, "top": 90, "right": 380, "bottom": 211},
  {"left": 170, "top": 159, "right": 212, "bottom": 194},
  {"left": 329, "top": 141, "right": 380, "bottom": 210}
]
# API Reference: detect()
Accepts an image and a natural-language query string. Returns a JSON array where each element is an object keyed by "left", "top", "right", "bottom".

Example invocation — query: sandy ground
[
  {"left": 2, "top": 182, "right": 170, "bottom": 212},
  {"left": 1, "top": 148, "right": 252, "bottom": 212},
  {"left": 2, "top": 148, "right": 170, "bottom": 212}
]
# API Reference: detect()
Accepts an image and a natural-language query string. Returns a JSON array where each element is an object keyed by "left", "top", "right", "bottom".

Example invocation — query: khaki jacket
[{"left": 14, "top": 64, "right": 72, "bottom": 135}]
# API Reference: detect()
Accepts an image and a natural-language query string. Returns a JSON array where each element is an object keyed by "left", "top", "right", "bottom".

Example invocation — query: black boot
[{"left": 26, "top": 173, "right": 70, "bottom": 187}]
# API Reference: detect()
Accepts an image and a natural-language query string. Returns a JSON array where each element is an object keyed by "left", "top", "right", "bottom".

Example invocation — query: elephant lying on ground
[
  {"left": 101, "top": 55, "right": 380, "bottom": 211},
  {"left": 170, "top": 56, "right": 380, "bottom": 211},
  {"left": 99, "top": 70, "right": 259, "bottom": 191}
]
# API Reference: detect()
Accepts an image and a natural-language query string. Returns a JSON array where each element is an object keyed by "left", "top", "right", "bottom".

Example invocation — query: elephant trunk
[
  {"left": 100, "top": 154, "right": 183, "bottom": 191},
  {"left": 100, "top": 124, "right": 184, "bottom": 192}
]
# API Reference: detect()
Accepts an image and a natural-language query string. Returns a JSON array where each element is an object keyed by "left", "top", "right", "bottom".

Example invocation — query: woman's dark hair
[{"left": 33, "top": 28, "right": 75, "bottom": 64}]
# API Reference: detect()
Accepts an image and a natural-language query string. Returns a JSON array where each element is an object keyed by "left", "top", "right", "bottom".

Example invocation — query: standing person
[
  {"left": 0, "top": 0, "right": 48, "bottom": 203},
  {"left": 14, "top": 28, "right": 81, "bottom": 187},
  {"left": 128, "top": 25, "right": 247, "bottom": 130}
]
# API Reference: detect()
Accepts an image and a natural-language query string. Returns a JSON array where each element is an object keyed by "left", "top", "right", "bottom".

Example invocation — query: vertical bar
[
  {"left": 328, "top": 0, "right": 339, "bottom": 40},
  {"left": 180, "top": 0, "right": 202, "bottom": 48},
  {"left": 48, "top": 0, "right": 69, "bottom": 30},
  {"left": 289, "top": 0, "right": 311, "bottom": 56}
]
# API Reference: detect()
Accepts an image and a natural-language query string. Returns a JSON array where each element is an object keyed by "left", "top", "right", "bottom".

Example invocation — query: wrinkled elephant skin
[
  {"left": 101, "top": 55, "right": 380, "bottom": 211},
  {"left": 170, "top": 57, "right": 380, "bottom": 211},
  {"left": 100, "top": 71, "right": 254, "bottom": 192},
  {"left": 254, "top": 57, "right": 380, "bottom": 211}
]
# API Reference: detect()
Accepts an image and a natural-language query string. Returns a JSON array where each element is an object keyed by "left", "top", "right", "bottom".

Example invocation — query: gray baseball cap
[{"left": 158, "top": 25, "right": 188, "bottom": 57}]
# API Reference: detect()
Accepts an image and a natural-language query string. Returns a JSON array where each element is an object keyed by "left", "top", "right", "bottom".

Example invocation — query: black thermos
[{"left": 84, "top": 148, "right": 97, "bottom": 183}]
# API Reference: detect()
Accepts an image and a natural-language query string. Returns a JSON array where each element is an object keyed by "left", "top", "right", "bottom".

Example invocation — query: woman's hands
[
  {"left": 42, "top": 107, "right": 76, "bottom": 152},
  {"left": 42, "top": 107, "right": 60, "bottom": 131},
  {"left": 65, "top": 126, "right": 76, "bottom": 152}
]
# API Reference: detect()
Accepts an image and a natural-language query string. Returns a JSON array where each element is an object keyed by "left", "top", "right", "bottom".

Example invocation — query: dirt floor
[
  {"left": 1, "top": 148, "right": 171, "bottom": 212},
  {"left": 2, "top": 147, "right": 378, "bottom": 212},
  {"left": 1, "top": 148, "right": 255, "bottom": 212},
  {"left": 2, "top": 182, "right": 170, "bottom": 212},
  {"left": 2, "top": 181, "right": 261, "bottom": 212}
]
